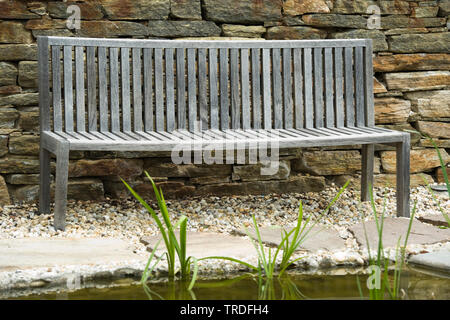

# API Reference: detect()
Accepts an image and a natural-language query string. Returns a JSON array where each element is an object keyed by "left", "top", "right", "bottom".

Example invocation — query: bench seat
[{"left": 42, "top": 127, "right": 406, "bottom": 152}]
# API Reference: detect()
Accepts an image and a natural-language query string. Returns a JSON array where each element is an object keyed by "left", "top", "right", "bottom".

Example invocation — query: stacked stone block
[{"left": 0, "top": 0, "right": 449, "bottom": 204}]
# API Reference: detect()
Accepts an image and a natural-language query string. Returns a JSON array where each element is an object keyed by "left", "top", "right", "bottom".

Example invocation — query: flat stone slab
[
  {"left": 235, "top": 225, "right": 346, "bottom": 252},
  {"left": 408, "top": 249, "right": 450, "bottom": 274},
  {"left": 350, "top": 217, "right": 450, "bottom": 249},
  {"left": 0, "top": 238, "right": 143, "bottom": 271},
  {"left": 418, "top": 214, "right": 449, "bottom": 227},
  {"left": 141, "top": 232, "right": 257, "bottom": 260}
]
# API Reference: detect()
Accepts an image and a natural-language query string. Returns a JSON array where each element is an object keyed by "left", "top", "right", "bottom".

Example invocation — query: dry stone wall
[{"left": 0, "top": 0, "right": 449, "bottom": 204}]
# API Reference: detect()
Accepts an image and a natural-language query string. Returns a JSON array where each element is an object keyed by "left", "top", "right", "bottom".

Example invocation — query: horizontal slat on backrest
[{"left": 44, "top": 37, "right": 374, "bottom": 136}]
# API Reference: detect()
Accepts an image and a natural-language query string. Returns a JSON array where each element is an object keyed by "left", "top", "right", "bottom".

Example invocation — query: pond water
[{"left": 13, "top": 267, "right": 450, "bottom": 300}]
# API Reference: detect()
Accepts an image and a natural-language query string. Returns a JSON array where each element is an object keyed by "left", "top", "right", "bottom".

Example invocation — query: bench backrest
[{"left": 38, "top": 37, "right": 374, "bottom": 135}]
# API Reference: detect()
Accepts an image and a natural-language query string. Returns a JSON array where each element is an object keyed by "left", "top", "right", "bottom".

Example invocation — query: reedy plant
[
  {"left": 122, "top": 172, "right": 198, "bottom": 290},
  {"left": 356, "top": 186, "right": 417, "bottom": 300},
  {"left": 199, "top": 181, "right": 350, "bottom": 279}
]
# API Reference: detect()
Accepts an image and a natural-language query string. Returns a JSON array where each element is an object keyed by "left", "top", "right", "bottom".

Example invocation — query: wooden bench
[{"left": 37, "top": 37, "right": 410, "bottom": 230}]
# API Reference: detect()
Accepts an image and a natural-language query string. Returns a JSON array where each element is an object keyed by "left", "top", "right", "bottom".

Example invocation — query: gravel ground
[
  {"left": 0, "top": 184, "right": 448, "bottom": 297},
  {"left": 0, "top": 184, "right": 448, "bottom": 257}
]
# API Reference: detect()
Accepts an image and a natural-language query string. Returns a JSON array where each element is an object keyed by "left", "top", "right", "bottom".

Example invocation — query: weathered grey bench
[{"left": 37, "top": 36, "right": 410, "bottom": 230}]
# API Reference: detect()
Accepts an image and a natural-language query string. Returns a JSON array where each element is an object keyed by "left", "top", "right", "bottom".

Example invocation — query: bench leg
[
  {"left": 39, "top": 146, "right": 51, "bottom": 214},
  {"left": 361, "top": 144, "right": 374, "bottom": 202},
  {"left": 396, "top": 135, "right": 410, "bottom": 218},
  {"left": 54, "top": 142, "right": 69, "bottom": 231}
]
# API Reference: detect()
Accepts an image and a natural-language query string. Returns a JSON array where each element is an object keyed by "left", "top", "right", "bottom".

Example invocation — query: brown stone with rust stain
[
  {"left": 292, "top": 150, "right": 362, "bottom": 176},
  {"left": 436, "top": 167, "right": 450, "bottom": 184},
  {"left": 380, "top": 148, "right": 450, "bottom": 173},
  {"left": 75, "top": 21, "right": 149, "bottom": 37},
  {"left": 171, "top": 0, "right": 202, "bottom": 20},
  {"left": 0, "top": 1, "right": 39, "bottom": 19},
  {"left": 373, "top": 54, "right": 450, "bottom": 72},
  {"left": 416, "top": 121, "right": 450, "bottom": 139},
  {"left": 283, "top": 0, "right": 329, "bottom": 15},
  {"left": 385, "top": 71, "right": 450, "bottom": 92},
  {"left": 374, "top": 98, "right": 411, "bottom": 124},
  {"left": 266, "top": 26, "right": 327, "bottom": 40},
  {"left": 100, "top": 0, "right": 170, "bottom": 20},
  {"left": 0, "top": 86, "right": 22, "bottom": 95},
  {"left": 68, "top": 159, "right": 143, "bottom": 178}
]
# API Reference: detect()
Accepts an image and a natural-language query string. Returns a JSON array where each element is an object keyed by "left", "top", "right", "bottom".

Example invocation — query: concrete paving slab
[
  {"left": 0, "top": 238, "right": 143, "bottom": 271},
  {"left": 141, "top": 232, "right": 257, "bottom": 261},
  {"left": 418, "top": 214, "right": 449, "bottom": 227},
  {"left": 350, "top": 217, "right": 450, "bottom": 249},
  {"left": 234, "top": 225, "right": 347, "bottom": 252},
  {"left": 408, "top": 249, "right": 450, "bottom": 274}
]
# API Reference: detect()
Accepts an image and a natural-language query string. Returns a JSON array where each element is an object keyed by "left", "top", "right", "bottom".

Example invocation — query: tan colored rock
[
  {"left": 283, "top": 0, "right": 330, "bottom": 15},
  {"left": 416, "top": 121, "right": 450, "bottom": 139},
  {"left": 190, "top": 176, "right": 231, "bottom": 185},
  {"left": 332, "top": 0, "right": 378, "bottom": 14},
  {"left": 144, "top": 159, "right": 232, "bottom": 178},
  {"left": 0, "top": 22, "right": 33, "bottom": 44},
  {"left": 68, "top": 159, "right": 143, "bottom": 178},
  {"left": 9, "top": 134, "right": 39, "bottom": 155},
  {"left": 100, "top": 0, "right": 170, "bottom": 20},
  {"left": 0, "top": 93, "right": 39, "bottom": 106},
  {"left": 375, "top": 173, "right": 434, "bottom": 188},
  {"left": 0, "top": 156, "right": 40, "bottom": 174},
  {"left": 171, "top": 0, "right": 202, "bottom": 20},
  {"left": 76, "top": 21, "right": 149, "bottom": 37},
  {"left": 379, "top": 1, "right": 411, "bottom": 15},
  {"left": 0, "top": 135, "right": 7, "bottom": 157},
  {"left": 148, "top": 21, "right": 221, "bottom": 38},
  {"left": 233, "top": 160, "right": 290, "bottom": 181},
  {"left": 292, "top": 150, "right": 361, "bottom": 176},
  {"left": 266, "top": 26, "right": 327, "bottom": 40},
  {"left": 302, "top": 14, "right": 366, "bottom": 28},
  {"left": 412, "top": 6, "right": 439, "bottom": 18},
  {"left": 385, "top": 71, "right": 450, "bottom": 92},
  {"left": 18, "top": 61, "right": 38, "bottom": 88},
  {"left": 379, "top": 123, "right": 421, "bottom": 145},
  {"left": 6, "top": 174, "right": 46, "bottom": 185},
  {"left": 0, "top": 44, "right": 37, "bottom": 61},
  {"left": 203, "top": 0, "right": 282, "bottom": 24},
  {"left": 373, "top": 54, "right": 450, "bottom": 72},
  {"left": 25, "top": 16, "right": 67, "bottom": 30},
  {"left": 374, "top": 98, "right": 411, "bottom": 124},
  {"left": 330, "top": 29, "right": 387, "bottom": 52},
  {"left": 134, "top": 180, "right": 195, "bottom": 199},
  {"left": 385, "top": 28, "right": 429, "bottom": 35},
  {"left": 0, "top": 175, "right": 11, "bottom": 205},
  {"left": 380, "top": 148, "right": 450, "bottom": 173},
  {"left": 0, "top": 107, "right": 19, "bottom": 129},
  {"left": 389, "top": 33, "right": 450, "bottom": 53},
  {"left": 381, "top": 16, "right": 446, "bottom": 29},
  {"left": 436, "top": 167, "right": 450, "bottom": 184},
  {"left": 47, "top": 1, "right": 104, "bottom": 20},
  {"left": 420, "top": 139, "right": 450, "bottom": 148},
  {"left": 0, "top": 63, "right": 17, "bottom": 86},
  {"left": 222, "top": 25, "right": 266, "bottom": 38},
  {"left": 197, "top": 175, "right": 326, "bottom": 196},
  {"left": 405, "top": 90, "right": 450, "bottom": 118},
  {"left": 373, "top": 77, "right": 387, "bottom": 94}
]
